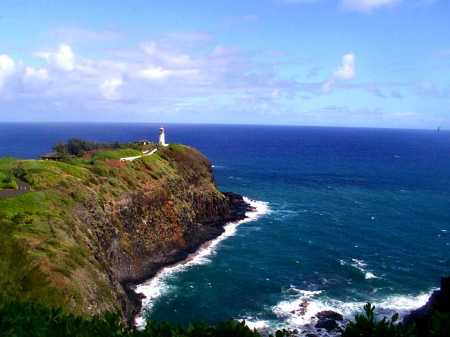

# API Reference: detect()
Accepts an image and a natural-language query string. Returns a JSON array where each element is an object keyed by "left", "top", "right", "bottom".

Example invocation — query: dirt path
[
  {"left": 0, "top": 179, "right": 31, "bottom": 198},
  {"left": 120, "top": 148, "right": 158, "bottom": 162}
]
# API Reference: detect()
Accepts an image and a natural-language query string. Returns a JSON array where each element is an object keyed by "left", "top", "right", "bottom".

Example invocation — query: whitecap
[
  {"left": 351, "top": 258, "right": 367, "bottom": 268},
  {"left": 243, "top": 319, "right": 272, "bottom": 330},
  {"left": 134, "top": 197, "right": 270, "bottom": 327},
  {"left": 365, "top": 272, "right": 378, "bottom": 280},
  {"left": 341, "top": 258, "right": 379, "bottom": 280}
]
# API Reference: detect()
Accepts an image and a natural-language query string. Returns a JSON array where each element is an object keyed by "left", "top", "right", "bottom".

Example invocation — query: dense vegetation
[
  {"left": 53, "top": 138, "right": 144, "bottom": 157},
  {"left": 342, "top": 303, "right": 449, "bottom": 337}
]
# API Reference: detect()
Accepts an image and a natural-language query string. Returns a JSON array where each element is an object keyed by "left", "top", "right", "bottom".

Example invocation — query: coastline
[{"left": 129, "top": 194, "right": 269, "bottom": 327}]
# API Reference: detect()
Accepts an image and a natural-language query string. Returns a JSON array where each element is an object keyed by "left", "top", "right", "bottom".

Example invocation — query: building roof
[{"left": 40, "top": 152, "right": 63, "bottom": 159}]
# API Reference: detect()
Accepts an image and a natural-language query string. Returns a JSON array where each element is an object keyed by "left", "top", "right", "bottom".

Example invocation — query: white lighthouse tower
[{"left": 159, "top": 127, "right": 168, "bottom": 147}]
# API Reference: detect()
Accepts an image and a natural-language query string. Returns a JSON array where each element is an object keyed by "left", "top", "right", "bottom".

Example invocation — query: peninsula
[{"left": 0, "top": 139, "right": 252, "bottom": 324}]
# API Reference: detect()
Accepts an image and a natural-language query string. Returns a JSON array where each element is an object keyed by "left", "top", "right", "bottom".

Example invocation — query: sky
[{"left": 0, "top": 0, "right": 449, "bottom": 128}]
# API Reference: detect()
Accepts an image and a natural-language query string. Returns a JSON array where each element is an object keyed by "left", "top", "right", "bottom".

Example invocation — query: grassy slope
[
  {"left": 0, "top": 144, "right": 213, "bottom": 316},
  {"left": 0, "top": 158, "right": 18, "bottom": 189}
]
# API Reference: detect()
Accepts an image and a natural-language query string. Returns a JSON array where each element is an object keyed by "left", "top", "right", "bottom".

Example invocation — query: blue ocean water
[{"left": 1, "top": 123, "right": 449, "bottom": 330}]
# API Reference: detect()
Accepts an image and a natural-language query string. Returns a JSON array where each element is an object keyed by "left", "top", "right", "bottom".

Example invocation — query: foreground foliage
[
  {"left": 0, "top": 300, "right": 263, "bottom": 337},
  {"left": 342, "top": 303, "right": 450, "bottom": 337},
  {"left": 341, "top": 304, "right": 416, "bottom": 337},
  {"left": 1, "top": 300, "right": 449, "bottom": 337}
]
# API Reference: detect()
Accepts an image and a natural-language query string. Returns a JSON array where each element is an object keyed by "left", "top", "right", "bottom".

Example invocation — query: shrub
[
  {"left": 341, "top": 304, "right": 416, "bottom": 337},
  {"left": 55, "top": 139, "right": 142, "bottom": 158},
  {"left": 430, "top": 311, "right": 450, "bottom": 337}
]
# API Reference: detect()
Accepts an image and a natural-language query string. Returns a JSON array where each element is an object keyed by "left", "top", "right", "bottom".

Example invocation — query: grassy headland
[{"left": 0, "top": 140, "right": 234, "bottom": 322}]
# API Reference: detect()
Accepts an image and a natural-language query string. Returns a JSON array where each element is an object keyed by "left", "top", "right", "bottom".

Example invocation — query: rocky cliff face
[
  {"left": 0, "top": 144, "right": 251, "bottom": 324},
  {"left": 83, "top": 174, "right": 250, "bottom": 323}
]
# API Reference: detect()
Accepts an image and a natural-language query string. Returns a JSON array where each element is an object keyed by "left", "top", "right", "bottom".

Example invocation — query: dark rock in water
[
  {"left": 316, "top": 310, "right": 343, "bottom": 321},
  {"left": 290, "top": 300, "right": 310, "bottom": 316},
  {"left": 315, "top": 318, "right": 339, "bottom": 331},
  {"left": 404, "top": 277, "right": 450, "bottom": 337},
  {"left": 313, "top": 310, "right": 343, "bottom": 333}
]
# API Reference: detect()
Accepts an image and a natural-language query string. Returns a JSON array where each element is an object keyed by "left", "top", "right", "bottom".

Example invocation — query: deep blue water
[{"left": 1, "top": 123, "right": 449, "bottom": 330}]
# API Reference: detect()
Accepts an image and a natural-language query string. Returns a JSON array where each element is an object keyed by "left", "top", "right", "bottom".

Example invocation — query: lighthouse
[{"left": 159, "top": 127, "right": 168, "bottom": 147}]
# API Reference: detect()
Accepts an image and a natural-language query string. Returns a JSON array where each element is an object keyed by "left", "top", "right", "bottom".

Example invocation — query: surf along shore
[{"left": 134, "top": 197, "right": 270, "bottom": 327}]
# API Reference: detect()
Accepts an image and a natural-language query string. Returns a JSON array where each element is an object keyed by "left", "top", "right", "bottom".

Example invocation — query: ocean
[{"left": 1, "top": 123, "right": 449, "bottom": 332}]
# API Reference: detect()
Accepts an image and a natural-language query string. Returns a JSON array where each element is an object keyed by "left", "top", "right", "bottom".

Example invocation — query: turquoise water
[
  {"left": 137, "top": 126, "right": 450, "bottom": 330},
  {"left": 1, "top": 124, "right": 449, "bottom": 330}
]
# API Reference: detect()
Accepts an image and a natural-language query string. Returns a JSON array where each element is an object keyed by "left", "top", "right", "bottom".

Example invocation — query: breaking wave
[
  {"left": 340, "top": 258, "right": 380, "bottom": 280},
  {"left": 244, "top": 286, "right": 434, "bottom": 334}
]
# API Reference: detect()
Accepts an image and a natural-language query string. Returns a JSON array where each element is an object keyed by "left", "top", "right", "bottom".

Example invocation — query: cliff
[
  {"left": 0, "top": 144, "right": 251, "bottom": 324},
  {"left": 404, "top": 277, "right": 450, "bottom": 337}
]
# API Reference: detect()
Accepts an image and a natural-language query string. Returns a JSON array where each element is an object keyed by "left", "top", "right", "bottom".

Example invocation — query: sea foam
[
  {"left": 135, "top": 197, "right": 270, "bottom": 327},
  {"left": 264, "top": 287, "right": 434, "bottom": 333}
]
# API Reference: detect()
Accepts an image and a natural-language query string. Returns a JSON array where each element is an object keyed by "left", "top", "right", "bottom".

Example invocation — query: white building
[{"left": 159, "top": 127, "right": 168, "bottom": 147}]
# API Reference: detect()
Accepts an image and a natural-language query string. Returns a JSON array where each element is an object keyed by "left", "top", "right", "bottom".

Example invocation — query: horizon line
[{"left": 0, "top": 121, "right": 443, "bottom": 132}]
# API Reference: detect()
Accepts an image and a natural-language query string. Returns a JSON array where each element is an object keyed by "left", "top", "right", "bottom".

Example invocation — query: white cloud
[
  {"left": 0, "top": 54, "right": 16, "bottom": 89},
  {"left": 0, "top": 37, "right": 296, "bottom": 119},
  {"left": 323, "top": 53, "right": 356, "bottom": 92},
  {"left": 37, "top": 44, "right": 75, "bottom": 71},
  {"left": 341, "top": 0, "right": 400, "bottom": 12},
  {"left": 333, "top": 53, "right": 356, "bottom": 80},
  {"left": 100, "top": 77, "right": 123, "bottom": 100},
  {"left": 137, "top": 66, "right": 172, "bottom": 80}
]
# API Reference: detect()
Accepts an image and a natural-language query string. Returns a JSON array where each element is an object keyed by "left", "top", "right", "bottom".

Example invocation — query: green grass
[
  {"left": 17, "top": 160, "right": 90, "bottom": 188},
  {"left": 0, "top": 157, "right": 17, "bottom": 170},
  {"left": 167, "top": 143, "right": 188, "bottom": 153},
  {"left": 0, "top": 214, "right": 64, "bottom": 308},
  {"left": 92, "top": 148, "right": 142, "bottom": 161},
  {"left": 0, "top": 158, "right": 18, "bottom": 189},
  {"left": 0, "top": 172, "right": 17, "bottom": 189},
  {"left": 0, "top": 192, "right": 55, "bottom": 218},
  {"left": 141, "top": 153, "right": 176, "bottom": 178}
]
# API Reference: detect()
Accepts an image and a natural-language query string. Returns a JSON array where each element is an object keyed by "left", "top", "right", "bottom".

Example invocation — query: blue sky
[{"left": 0, "top": 0, "right": 449, "bottom": 128}]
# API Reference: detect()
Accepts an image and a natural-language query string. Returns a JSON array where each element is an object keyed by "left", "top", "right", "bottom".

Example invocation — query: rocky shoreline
[
  {"left": 260, "top": 277, "right": 450, "bottom": 337},
  {"left": 123, "top": 192, "right": 254, "bottom": 325}
]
